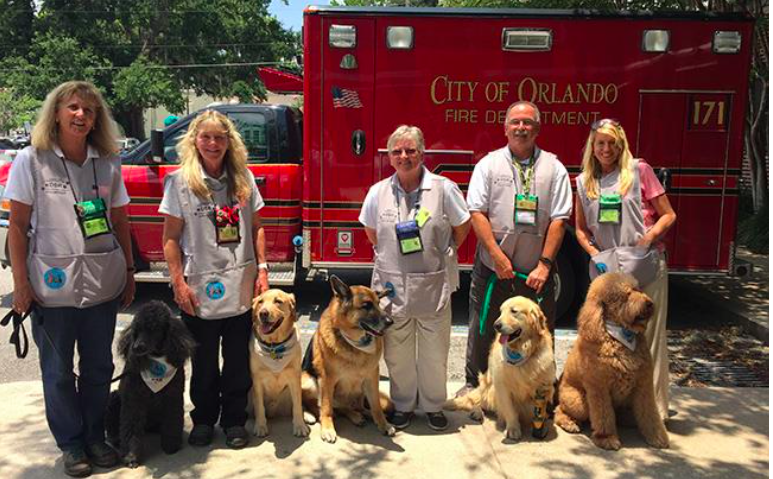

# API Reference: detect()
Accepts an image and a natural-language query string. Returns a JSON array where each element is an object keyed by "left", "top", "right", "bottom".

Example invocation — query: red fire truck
[{"left": 0, "top": 7, "right": 754, "bottom": 318}]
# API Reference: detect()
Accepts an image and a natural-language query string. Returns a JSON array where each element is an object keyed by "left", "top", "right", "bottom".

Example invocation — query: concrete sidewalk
[{"left": 0, "top": 381, "right": 767, "bottom": 479}]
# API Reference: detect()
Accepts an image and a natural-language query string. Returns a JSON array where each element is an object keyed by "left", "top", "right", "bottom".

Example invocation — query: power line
[{"left": 2, "top": 60, "right": 296, "bottom": 72}]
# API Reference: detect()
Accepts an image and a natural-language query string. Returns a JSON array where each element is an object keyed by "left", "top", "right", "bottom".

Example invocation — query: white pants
[
  {"left": 384, "top": 303, "right": 452, "bottom": 413},
  {"left": 643, "top": 255, "right": 669, "bottom": 420}
]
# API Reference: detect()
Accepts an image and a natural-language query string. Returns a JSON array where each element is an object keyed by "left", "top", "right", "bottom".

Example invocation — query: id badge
[
  {"left": 395, "top": 220, "right": 423, "bottom": 255},
  {"left": 599, "top": 194, "right": 622, "bottom": 224},
  {"left": 215, "top": 205, "right": 241, "bottom": 244},
  {"left": 73, "top": 198, "right": 111, "bottom": 239},
  {"left": 514, "top": 194, "right": 538, "bottom": 226}
]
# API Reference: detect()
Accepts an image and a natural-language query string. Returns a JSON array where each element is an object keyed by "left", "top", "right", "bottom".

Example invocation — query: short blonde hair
[
  {"left": 177, "top": 110, "right": 253, "bottom": 205},
  {"left": 31, "top": 81, "right": 119, "bottom": 156},
  {"left": 580, "top": 120, "right": 635, "bottom": 199},
  {"left": 387, "top": 125, "right": 425, "bottom": 155}
]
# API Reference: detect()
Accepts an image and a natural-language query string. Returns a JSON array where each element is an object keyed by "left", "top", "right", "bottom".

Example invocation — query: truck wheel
[{"left": 553, "top": 252, "right": 576, "bottom": 321}]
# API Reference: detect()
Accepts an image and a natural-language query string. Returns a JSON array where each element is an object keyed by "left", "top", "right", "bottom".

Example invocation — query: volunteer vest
[
  {"left": 26, "top": 148, "right": 127, "bottom": 308},
  {"left": 167, "top": 170, "right": 257, "bottom": 320},
  {"left": 370, "top": 169, "right": 456, "bottom": 318},
  {"left": 478, "top": 147, "right": 558, "bottom": 273},
  {"left": 576, "top": 159, "right": 645, "bottom": 250}
]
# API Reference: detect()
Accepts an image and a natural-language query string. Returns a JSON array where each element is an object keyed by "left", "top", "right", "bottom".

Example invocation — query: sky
[{"left": 269, "top": 1, "right": 332, "bottom": 32}]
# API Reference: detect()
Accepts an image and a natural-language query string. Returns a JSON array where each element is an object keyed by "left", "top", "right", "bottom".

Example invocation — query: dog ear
[
  {"left": 329, "top": 275, "right": 352, "bottom": 301},
  {"left": 531, "top": 304, "right": 549, "bottom": 332},
  {"left": 287, "top": 293, "right": 299, "bottom": 322},
  {"left": 165, "top": 315, "right": 197, "bottom": 367},
  {"left": 576, "top": 289, "right": 605, "bottom": 344},
  {"left": 117, "top": 323, "right": 133, "bottom": 360}
]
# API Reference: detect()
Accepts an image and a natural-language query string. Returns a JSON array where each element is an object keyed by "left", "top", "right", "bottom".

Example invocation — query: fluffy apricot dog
[{"left": 554, "top": 272, "right": 669, "bottom": 450}]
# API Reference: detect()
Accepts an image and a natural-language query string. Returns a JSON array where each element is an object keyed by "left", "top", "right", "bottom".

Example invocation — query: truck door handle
[
  {"left": 656, "top": 168, "right": 671, "bottom": 192},
  {"left": 254, "top": 176, "right": 266, "bottom": 186}
]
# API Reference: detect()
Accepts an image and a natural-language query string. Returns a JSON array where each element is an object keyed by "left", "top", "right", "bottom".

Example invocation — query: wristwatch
[
  {"left": 258, "top": 262, "right": 269, "bottom": 271},
  {"left": 538, "top": 256, "right": 553, "bottom": 268}
]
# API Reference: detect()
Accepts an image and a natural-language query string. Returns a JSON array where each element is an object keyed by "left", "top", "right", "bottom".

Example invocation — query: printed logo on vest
[
  {"left": 205, "top": 281, "right": 226, "bottom": 300},
  {"left": 44, "top": 268, "right": 66, "bottom": 289}
]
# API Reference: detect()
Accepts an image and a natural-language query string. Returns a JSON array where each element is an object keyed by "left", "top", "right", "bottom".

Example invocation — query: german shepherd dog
[{"left": 301, "top": 275, "right": 396, "bottom": 443}]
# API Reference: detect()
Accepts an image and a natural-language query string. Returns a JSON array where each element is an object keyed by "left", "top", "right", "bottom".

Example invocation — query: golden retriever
[
  {"left": 301, "top": 275, "right": 395, "bottom": 443},
  {"left": 249, "top": 289, "right": 310, "bottom": 438},
  {"left": 445, "top": 296, "right": 555, "bottom": 440},
  {"left": 554, "top": 272, "right": 669, "bottom": 450}
]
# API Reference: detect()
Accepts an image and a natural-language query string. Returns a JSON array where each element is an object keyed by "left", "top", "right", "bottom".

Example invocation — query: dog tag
[{"left": 514, "top": 194, "right": 538, "bottom": 226}]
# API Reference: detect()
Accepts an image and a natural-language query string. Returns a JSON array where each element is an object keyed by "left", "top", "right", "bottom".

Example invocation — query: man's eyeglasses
[
  {"left": 507, "top": 118, "right": 538, "bottom": 128},
  {"left": 389, "top": 148, "right": 418, "bottom": 157},
  {"left": 591, "top": 118, "right": 621, "bottom": 131}
]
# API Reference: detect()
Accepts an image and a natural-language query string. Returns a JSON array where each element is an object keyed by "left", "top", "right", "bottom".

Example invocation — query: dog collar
[
  {"left": 140, "top": 356, "right": 178, "bottom": 393},
  {"left": 605, "top": 320, "right": 637, "bottom": 351},
  {"left": 253, "top": 330, "right": 298, "bottom": 373},
  {"left": 502, "top": 345, "right": 527, "bottom": 366},
  {"left": 339, "top": 329, "right": 377, "bottom": 354}
]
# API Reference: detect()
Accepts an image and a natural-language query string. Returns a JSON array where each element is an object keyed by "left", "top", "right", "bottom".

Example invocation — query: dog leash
[{"left": 479, "top": 271, "right": 544, "bottom": 335}]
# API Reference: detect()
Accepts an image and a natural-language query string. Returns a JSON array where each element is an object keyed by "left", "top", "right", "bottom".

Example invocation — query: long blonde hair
[
  {"left": 580, "top": 120, "right": 634, "bottom": 199},
  {"left": 176, "top": 110, "right": 252, "bottom": 205},
  {"left": 32, "top": 81, "right": 119, "bottom": 156}
]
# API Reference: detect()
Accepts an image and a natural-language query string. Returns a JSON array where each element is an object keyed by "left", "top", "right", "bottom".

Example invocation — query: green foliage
[
  {"left": 0, "top": 90, "right": 40, "bottom": 133},
  {"left": 0, "top": 0, "right": 35, "bottom": 61},
  {"left": 332, "top": 0, "right": 439, "bottom": 6},
  {"left": 113, "top": 56, "right": 186, "bottom": 114}
]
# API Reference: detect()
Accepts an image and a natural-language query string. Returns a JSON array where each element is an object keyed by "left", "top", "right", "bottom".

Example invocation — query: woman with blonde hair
[
  {"left": 575, "top": 119, "right": 676, "bottom": 422},
  {"left": 160, "top": 110, "right": 268, "bottom": 449},
  {"left": 6, "top": 80, "right": 134, "bottom": 476}
]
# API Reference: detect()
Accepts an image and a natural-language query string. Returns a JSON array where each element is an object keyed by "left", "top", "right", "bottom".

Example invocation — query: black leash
[{"left": 1, "top": 304, "right": 125, "bottom": 385}]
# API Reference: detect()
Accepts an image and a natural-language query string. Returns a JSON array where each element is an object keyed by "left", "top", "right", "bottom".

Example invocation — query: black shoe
[
  {"left": 62, "top": 449, "right": 92, "bottom": 478},
  {"left": 454, "top": 384, "right": 476, "bottom": 398},
  {"left": 224, "top": 426, "right": 249, "bottom": 449},
  {"left": 427, "top": 411, "right": 449, "bottom": 431},
  {"left": 85, "top": 442, "right": 118, "bottom": 468},
  {"left": 188, "top": 424, "right": 214, "bottom": 447},
  {"left": 388, "top": 410, "right": 413, "bottom": 430}
]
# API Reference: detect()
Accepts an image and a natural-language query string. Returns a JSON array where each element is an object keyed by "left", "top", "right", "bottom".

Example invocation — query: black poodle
[{"left": 106, "top": 300, "right": 196, "bottom": 468}]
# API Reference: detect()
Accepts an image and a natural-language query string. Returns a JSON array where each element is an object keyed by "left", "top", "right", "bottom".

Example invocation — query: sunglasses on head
[{"left": 591, "top": 118, "right": 621, "bottom": 131}]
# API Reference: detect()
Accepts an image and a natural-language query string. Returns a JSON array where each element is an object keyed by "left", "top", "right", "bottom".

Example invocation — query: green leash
[{"left": 479, "top": 271, "right": 544, "bottom": 335}]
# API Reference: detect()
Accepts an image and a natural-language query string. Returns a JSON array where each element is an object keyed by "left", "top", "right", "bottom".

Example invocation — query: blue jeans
[{"left": 32, "top": 300, "right": 118, "bottom": 452}]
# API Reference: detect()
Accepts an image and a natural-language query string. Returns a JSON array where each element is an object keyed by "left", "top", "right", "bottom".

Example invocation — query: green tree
[
  {"left": 0, "top": 90, "right": 39, "bottom": 134},
  {"left": 0, "top": 0, "right": 35, "bottom": 61}
]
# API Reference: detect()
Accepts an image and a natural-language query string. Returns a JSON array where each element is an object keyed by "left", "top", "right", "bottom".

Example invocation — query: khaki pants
[
  {"left": 643, "top": 255, "right": 670, "bottom": 421},
  {"left": 384, "top": 303, "right": 452, "bottom": 413}
]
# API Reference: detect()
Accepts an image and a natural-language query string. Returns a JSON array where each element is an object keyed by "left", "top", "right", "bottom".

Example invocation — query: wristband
[
  {"left": 258, "top": 263, "right": 269, "bottom": 271},
  {"left": 538, "top": 256, "right": 553, "bottom": 268}
]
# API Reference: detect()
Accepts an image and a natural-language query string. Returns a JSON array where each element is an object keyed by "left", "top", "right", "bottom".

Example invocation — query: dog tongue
[
  {"left": 260, "top": 323, "right": 273, "bottom": 334},
  {"left": 499, "top": 334, "right": 508, "bottom": 345}
]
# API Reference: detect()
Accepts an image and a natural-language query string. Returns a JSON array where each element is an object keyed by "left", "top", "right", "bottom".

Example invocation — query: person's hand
[
  {"left": 121, "top": 272, "right": 136, "bottom": 309},
  {"left": 636, "top": 235, "right": 653, "bottom": 248},
  {"left": 255, "top": 268, "right": 269, "bottom": 296},
  {"left": 526, "top": 262, "right": 550, "bottom": 293},
  {"left": 492, "top": 249, "right": 514, "bottom": 280},
  {"left": 172, "top": 280, "right": 199, "bottom": 316},
  {"left": 12, "top": 280, "right": 37, "bottom": 314}
]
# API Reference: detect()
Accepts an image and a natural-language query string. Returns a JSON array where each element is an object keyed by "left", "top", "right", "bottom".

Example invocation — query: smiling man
[{"left": 458, "top": 101, "right": 572, "bottom": 397}]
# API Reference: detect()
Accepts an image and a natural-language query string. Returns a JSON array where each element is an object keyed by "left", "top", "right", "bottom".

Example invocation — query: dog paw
[
  {"left": 646, "top": 432, "right": 670, "bottom": 449},
  {"left": 347, "top": 411, "right": 366, "bottom": 427},
  {"left": 253, "top": 422, "right": 269, "bottom": 438},
  {"left": 505, "top": 425, "right": 522, "bottom": 441},
  {"left": 122, "top": 454, "right": 140, "bottom": 469},
  {"left": 293, "top": 421, "right": 311, "bottom": 437},
  {"left": 469, "top": 407, "right": 484, "bottom": 422},
  {"left": 381, "top": 424, "right": 396, "bottom": 437},
  {"left": 303, "top": 411, "right": 317, "bottom": 425},
  {"left": 592, "top": 434, "right": 622, "bottom": 451},
  {"left": 554, "top": 413, "right": 580, "bottom": 434},
  {"left": 320, "top": 427, "right": 337, "bottom": 443}
]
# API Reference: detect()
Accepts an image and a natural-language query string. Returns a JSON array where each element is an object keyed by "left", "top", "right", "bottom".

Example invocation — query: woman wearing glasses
[
  {"left": 575, "top": 119, "right": 676, "bottom": 421},
  {"left": 359, "top": 125, "right": 471, "bottom": 431}
]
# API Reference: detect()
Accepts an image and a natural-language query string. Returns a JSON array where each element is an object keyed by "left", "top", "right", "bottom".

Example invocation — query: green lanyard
[
  {"left": 512, "top": 155, "right": 536, "bottom": 196},
  {"left": 479, "top": 271, "right": 544, "bottom": 335}
]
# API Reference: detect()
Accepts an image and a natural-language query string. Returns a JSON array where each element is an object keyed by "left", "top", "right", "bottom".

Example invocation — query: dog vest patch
[
  {"left": 252, "top": 331, "right": 298, "bottom": 373},
  {"left": 502, "top": 345, "right": 528, "bottom": 366},
  {"left": 605, "top": 321, "right": 637, "bottom": 351},
  {"left": 140, "top": 356, "right": 178, "bottom": 393}
]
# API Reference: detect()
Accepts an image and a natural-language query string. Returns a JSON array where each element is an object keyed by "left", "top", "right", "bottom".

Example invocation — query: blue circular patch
[
  {"left": 149, "top": 360, "right": 167, "bottom": 378},
  {"left": 384, "top": 281, "right": 396, "bottom": 299},
  {"left": 44, "top": 268, "right": 66, "bottom": 290},
  {"left": 205, "top": 281, "right": 225, "bottom": 300}
]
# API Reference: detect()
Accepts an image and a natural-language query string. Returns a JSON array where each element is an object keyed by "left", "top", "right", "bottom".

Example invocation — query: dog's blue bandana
[
  {"left": 340, "top": 329, "right": 377, "bottom": 354},
  {"left": 605, "top": 321, "right": 637, "bottom": 351},
  {"left": 502, "top": 346, "right": 527, "bottom": 366},
  {"left": 140, "top": 356, "right": 178, "bottom": 393},
  {"left": 253, "top": 330, "right": 298, "bottom": 373}
]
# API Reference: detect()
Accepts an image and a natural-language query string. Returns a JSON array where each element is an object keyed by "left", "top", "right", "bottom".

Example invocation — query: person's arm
[
  {"left": 526, "top": 219, "right": 566, "bottom": 293},
  {"left": 471, "top": 211, "right": 513, "bottom": 280},
  {"left": 364, "top": 227, "right": 377, "bottom": 246},
  {"left": 575, "top": 196, "right": 600, "bottom": 256},
  {"left": 252, "top": 211, "right": 269, "bottom": 295},
  {"left": 110, "top": 206, "right": 135, "bottom": 308},
  {"left": 452, "top": 220, "right": 471, "bottom": 249},
  {"left": 8, "top": 201, "right": 37, "bottom": 313},
  {"left": 163, "top": 215, "right": 199, "bottom": 315},
  {"left": 638, "top": 194, "right": 676, "bottom": 247}
]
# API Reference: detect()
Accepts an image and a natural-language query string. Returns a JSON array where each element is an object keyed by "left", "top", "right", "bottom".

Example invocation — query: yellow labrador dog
[
  {"left": 446, "top": 296, "right": 555, "bottom": 440},
  {"left": 249, "top": 289, "right": 310, "bottom": 438}
]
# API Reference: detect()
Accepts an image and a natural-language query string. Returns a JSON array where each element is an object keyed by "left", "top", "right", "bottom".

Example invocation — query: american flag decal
[{"left": 332, "top": 87, "right": 363, "bottom": 109}]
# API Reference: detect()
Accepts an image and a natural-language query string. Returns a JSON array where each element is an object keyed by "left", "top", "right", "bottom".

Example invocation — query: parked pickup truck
[{"left": 0, "top": 103, "right": 304, "bottom": 286}]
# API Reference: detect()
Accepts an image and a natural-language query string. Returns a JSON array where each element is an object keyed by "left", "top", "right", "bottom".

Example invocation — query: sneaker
[
  {"left": 454, "top": 383, "right": 476, "bottom": 398},
  {"left": 62, "top": 449, "right": 92, "bottom": 478},
  {"left": 427, "top": 411, "right": 449, "bottom": 431},
  {"left": 85, "top": 442, "right": 118, "bottom": 468},
  {"left": 224, "top": 426, "right": 249, "bottom": 449},
  {"left": 188, "top": 424, "right": 214, "bottom": 447},
  {"left": 388, "top": 410, "right": 413, "bottom": 430}
]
